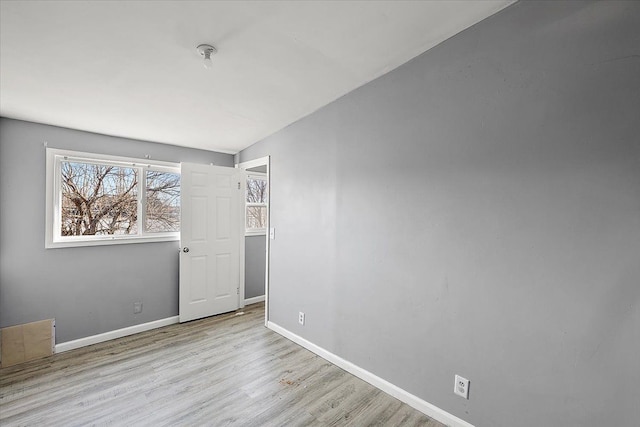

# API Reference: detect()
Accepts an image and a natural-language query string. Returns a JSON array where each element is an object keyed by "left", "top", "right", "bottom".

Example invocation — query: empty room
[{"left": 0, "top": 1, "right": 638, "bottom": 426}]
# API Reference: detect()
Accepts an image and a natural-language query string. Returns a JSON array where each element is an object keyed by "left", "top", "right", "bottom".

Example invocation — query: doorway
[{"left": 237, "top": 156, "right": 270, "bottom": 326}]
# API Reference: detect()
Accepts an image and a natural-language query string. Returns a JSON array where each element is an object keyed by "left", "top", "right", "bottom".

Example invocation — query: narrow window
[
  {"left": 145, "top": 170, "right": 180, "bottom": 233},
  {"left": 245, "top": 174, "right": 268, "bottom": 235}
]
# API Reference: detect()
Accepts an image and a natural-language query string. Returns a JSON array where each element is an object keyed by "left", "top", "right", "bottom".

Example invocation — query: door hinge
[
  {"left": 237, "top": 287, "right": 240, "bottom": 295},
  {"left": 238, "top": 182, "right": 241, "bottom": 190}
]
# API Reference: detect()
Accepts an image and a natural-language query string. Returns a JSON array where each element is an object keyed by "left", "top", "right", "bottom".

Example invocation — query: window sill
[
  {"left": 46, "top": 234, "right": 179, "bottom": 249},
  {"left": 245, "top": 230, "right": 267, "bottom": 237}
]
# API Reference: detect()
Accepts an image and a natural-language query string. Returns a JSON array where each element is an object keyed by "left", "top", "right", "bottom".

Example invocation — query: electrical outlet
[
  {"left": 298, "top": 311, "right": 305, "bottom": 325},
  {"left": 454, "top": 375, "right": 469, "bottom": 399},
  {"left": 270, "top": 228, "right": 276, "bottom": 240},
  {"left": 133, "top": 302, "right": 143, "bottom": 314}
]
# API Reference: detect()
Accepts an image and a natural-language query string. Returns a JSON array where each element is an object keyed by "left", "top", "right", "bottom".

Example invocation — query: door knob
[{"left": 183, "top": 247, "right": 190, "bottom": 253}]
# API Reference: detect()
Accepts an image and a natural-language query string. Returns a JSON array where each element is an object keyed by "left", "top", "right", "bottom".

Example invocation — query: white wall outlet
[
  {"left": 269, "top": 227, "right": 275, "bottom": 240},
  {"left": 298, "top": 311, "right": 305, "bottom": 325},
  {"left": 454, "top": 375, "right": 470, "bottom": 399},
  {"left": 133, "top": 302, "right": 143, "bottom": 314}
]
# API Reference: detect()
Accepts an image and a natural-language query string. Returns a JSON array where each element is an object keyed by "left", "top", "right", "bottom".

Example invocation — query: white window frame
[
  {"left": 244, "top": 172, "right": 268, "bottom": 236},
  {"left": 45, "top": 148, "right": 180, "bottom": 248}
]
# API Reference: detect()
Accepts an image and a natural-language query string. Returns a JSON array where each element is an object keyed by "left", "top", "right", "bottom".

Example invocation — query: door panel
[
  {"left": 180, "top": 163, "right": 244, "bottom": 323},
  {"left": 216, "top": 254, "right": 232, "bottom": 298}
]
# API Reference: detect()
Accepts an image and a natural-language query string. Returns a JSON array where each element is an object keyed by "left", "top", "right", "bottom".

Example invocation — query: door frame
[{"left": 236, "top": 155, "right": 270, "bottom": 326}]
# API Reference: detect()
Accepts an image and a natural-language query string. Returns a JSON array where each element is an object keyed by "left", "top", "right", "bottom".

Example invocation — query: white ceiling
[{"left": 0, "top": 1, "right": 513, "bottom": 154}]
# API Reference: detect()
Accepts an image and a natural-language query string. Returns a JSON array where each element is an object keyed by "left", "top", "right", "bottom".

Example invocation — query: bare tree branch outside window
[
  {"left": 145, "top": 171, "right": 180, "bottom": 232},
  {"left": 61, "top": 162, "right": 138, "bottom": 236},
  {"left": 60, "top": 162, "right": 180, "bottom": 236},
  {"left": 246, "top": 177, "right": 268, "bottom": 230}
]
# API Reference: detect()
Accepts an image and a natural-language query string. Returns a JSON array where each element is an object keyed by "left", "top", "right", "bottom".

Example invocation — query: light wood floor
[{"left": 0, "top": 303, "right": 444, "bottom": 426}]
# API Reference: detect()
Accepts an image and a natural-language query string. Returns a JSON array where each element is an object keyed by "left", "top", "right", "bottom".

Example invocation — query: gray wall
[
  {"left": 239, "top": 2, "right": 640, "bottom": 426},
  {"left": 0, "top": 118, "right": 234, "bottom": 343},
  {"left": 245, "top": 235, "right": 266, "bottom": 299}
]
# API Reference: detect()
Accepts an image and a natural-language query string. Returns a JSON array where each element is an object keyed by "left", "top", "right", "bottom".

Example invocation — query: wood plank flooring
[{"left": 0, "top": 303, "right": 444, "bottom": 427}]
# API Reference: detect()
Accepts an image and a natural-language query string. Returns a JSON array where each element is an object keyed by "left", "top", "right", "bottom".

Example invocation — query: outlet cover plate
[
  {"left": 454, "top": 375, "right": 469, "bottom": 399},
  {"left": 298, "top": 312, "right": 305, "bottom": 325}
]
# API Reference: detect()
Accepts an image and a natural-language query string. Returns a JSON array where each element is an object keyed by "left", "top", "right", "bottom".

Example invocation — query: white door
[{"left": 179, "top": 163, "right": 245, "bottom": 323}]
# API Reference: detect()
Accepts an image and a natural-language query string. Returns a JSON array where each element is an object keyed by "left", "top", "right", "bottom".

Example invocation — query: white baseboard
[
  {"left": 55, "top": 316, "right": 180, "bottom": 353},
  {"left": 244, "top": 295, "right": 265, "bottom": 305},
  {"left": 267, "top": 321, "right": 474, "bottom": 427}
]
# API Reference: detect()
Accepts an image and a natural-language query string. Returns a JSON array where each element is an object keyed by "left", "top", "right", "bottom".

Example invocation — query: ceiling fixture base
[
  {"left": 197, "top": 44, "right": 217, "bottom": 57},
  {"left": 197, "top": 44, "right": 217, "bottom": 69}
]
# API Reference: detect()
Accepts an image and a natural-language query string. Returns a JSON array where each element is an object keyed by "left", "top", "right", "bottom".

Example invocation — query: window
[
  {"left": 144, "top": 170, "right": 180, "bottom": 233},
  {"left": 46, "top": 148, "right": 180, "bottom": 248},
  {"left": 245, "top": 173, "right": 268, "bottom": 235}
]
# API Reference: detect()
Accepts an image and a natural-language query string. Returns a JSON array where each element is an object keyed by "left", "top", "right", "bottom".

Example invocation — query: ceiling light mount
[{"left": 196, "top": 44, "right": 217, "bottom": 69}]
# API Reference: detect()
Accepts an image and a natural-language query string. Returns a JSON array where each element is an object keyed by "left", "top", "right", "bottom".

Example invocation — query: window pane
[
  {"left": 247, "top": 177, "right": 268, "bottom": 204},
  {"left": 246, "top": 206, "right": 267, "bottom": 229},
  {"left": 61, "top": 161, "right": 138, "bottom": 236},
  {"left": 145, "top": 170, "right": 180, "bottom": 233}
]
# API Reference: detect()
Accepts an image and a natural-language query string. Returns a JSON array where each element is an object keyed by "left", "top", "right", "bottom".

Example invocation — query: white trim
[
  {"left": 237, "top": 156, "right": 270, "bottom": 328},
  {"left": 264, "top": 157, "right": 270, "bottom": 327},
  {"left": 46, "top": 148, "right": 180, "bottom": 169},
  {"left": 267, "top": 321, "right": 475, "bottom": 427},
  {"left": 244, "top": 295, "right": 265, "bottom": 305},
  {"left": 47, "top": 234, "right": 180, "bottom": 249},
  {"left": 236, "top": 156, "right": 269, "bottom": 171},
  {"left": 238, "top": 169, "right": 247, "bottom": 309},
  {"left": 51, "top": 319, "right": 57, "bottom": 354},
  {"left": 55, "top": 316, "right": 180, "bottom": 353}
]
